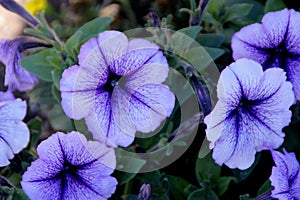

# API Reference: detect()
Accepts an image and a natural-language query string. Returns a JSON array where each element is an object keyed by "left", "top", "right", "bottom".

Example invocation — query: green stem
[{"left": 124, "top": 179, "right": 133, "bottom": 195}]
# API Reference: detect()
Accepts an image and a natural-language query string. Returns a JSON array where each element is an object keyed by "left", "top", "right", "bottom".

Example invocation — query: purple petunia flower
[
  {"left": 204, "top": 59, "right": 294, "bottom": 170},
  {"left": 60, "top": 30, "right": 175, "bottom": 147},
  {"left": 21, "top": 131, "right": 117, "bottom": 200},
  {"left": 0, "top": 38, "right": 38, "bottom": 91},
  {"left": 232, "top": 8, "right": 300, "bottom": 100},
  {"left": 270, "top": 149, "right": 300, "bottom": 199},
  {"left": 0, "top": 91, "right": 29, "bottom": 167}
]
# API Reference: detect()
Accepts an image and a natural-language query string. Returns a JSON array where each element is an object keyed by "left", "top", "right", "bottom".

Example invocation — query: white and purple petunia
[
  {"left": 0, "top": 91, "right": 29, "bottom": 167},
  {"left": 232, "top": 8, "right": 300, "bottom": 100},
  {"left": 21, "top": 131, "right": 117, "bottom": 200},
  {"left": 204, "top": 59, "right": 294, "bottom": 170},
  {"left": 0, "top": 38, "right": 38, "bottom": 91},
  {"left": 270, "top": 149, "right": 300, "bottom": 200},
  {"left": 60, "top": 30, "right": 175, "bottom": 147}
]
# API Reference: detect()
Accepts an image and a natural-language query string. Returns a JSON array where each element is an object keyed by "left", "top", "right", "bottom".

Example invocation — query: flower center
[{"left": 103, "top": 72, "right": 122, "bottom": 93}]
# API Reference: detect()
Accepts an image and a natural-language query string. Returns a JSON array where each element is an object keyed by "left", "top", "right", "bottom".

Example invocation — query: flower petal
[
  {"left": 97, "top": 30, "right": 128, "bottom": 67},
  {"left": 85, "top": 91, "right": 135, "bottom": 147},
  {"left": 110, "top": 39, "right": 159, "bottom": 76},
  {"left": 128, "top": 84, "right": 175, "bottom": 133},
  {"left": 270, "top": 150, "right": 300, "bottom": 199},
  {"left": 125, "top": 51, "right": 169, "bottom": 90},
  {"left": 206, "top": 59, "right": 294, "bottom": 169},
  {"left": 77, "top": 37, "right": 109, "bottom": 82},
  {"left": 285, "top": 9, "right": 300, "bottom": 54},
  {"left": 218, "top": 59, "right": 263, "bottom": 104},
  {"left": 286, "top": 58, "right": 300, "bottom": 100},
  {"left": 231, "top": 25, "right": 270, "bottom": 64},
  {"left": 261, "top": 8, "right": 290, "bottom": 47},
  {"left": 60, "top": 65, "right": 100, "bottom": 119}
]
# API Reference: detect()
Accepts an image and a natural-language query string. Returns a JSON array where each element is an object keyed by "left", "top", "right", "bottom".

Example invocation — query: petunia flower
[
  {"left": 60, "top": 31, "right": 175, "bottom": 147},
  {"left": 21, "top": 131, "right": 117, "bottom": 200},
  {"left": 231, "top": 8, "right": 300, "bottom": 100},
  {"left": 0, "top": 38, "right": 38, "bottom": 91},
  {"left": 269, "top": 149, "right": 300, "bottom": 199},
  {"left": 0, "top": 91, "right": 29, "bottom": 167},
  {"left": 204, "top": 59, "right": 294, "bottom": 170}
]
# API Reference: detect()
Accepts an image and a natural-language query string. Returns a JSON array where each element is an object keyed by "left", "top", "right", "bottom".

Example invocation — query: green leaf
[
  {"left": 265, "top": 0, "right": 286, "bottom": 13},
  {"left": 196, "top": 34, "right": 225, "bottom": 48},
  {"left": 19, "top": 48, "right": 56, "bottom": 81},
  {"left": 137, "top": 171, "right": 162, "bottom": 187},
  {"left": 207, "top": 0, "right": 225, "bottom": 20},
  {"left": 204, "top": 47, "right": 225, "bottom": 61},
  {"left": 51, "top": 67, "right": 65, "bottom": 90},
  {"left": 65, "top": 17, "right": 113, "bottom": 57},
  {"left": 239, "top": 194, "right": 253, "bottom": 200},
  {"left": 216, "top": 176, "right": 236, "bottom": 196},
  {"left": 167, "top": 175, "right": 191, "bottom": 199},
  {"left": 232, "top": 153, "right": 261, "bottom": 182},
  {"left": 115, "top": 172, "right": 137, "bottom": 185},
  {"left": 116, "top": 149, "right": 146, "bottom": 173},
  {"left": 223, "top": 4, "right": 253, "bottom": 23},
  {"left": 27, "top": 81, "right": 57, "bottom": 106},
  {"left": 27, "top": 118, "right": 42, "bottom": 148},
  {"left": 8, "top": 173, "right": 22, "bottom": 187},
  {"left": 183, "top": 46, "right": 214, "bottom": 72},
  {"left": 257, "top": 179, "right": 272, "bottom": 195},
  {"left": 195, "top": 153, "right": 221, "bottom": 184},
  {"left": 0, "top": 187, "right": 29, "bottom": 200},
  {"left": 170, "top": 26, "right": 202, "bottom": 54},
  {"left": 177, "top": 26, "right": 202, "bottom": 40},
  {"left": 184, "top": 184, "right": 199, "bottom": 194},
  {"left": 47, "top": 104, "right": 74, "bottom": 132},
  {"left": 52, "top": 83, "right": 61, "bottom": 103},
  {"left": 188, "top": 188, "right": 219, "bottom": 200},
  {"left": 190, "top": 0, "right": 197, "bottom": 11}
]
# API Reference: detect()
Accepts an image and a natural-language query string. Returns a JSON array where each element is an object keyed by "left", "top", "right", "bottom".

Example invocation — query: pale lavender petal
[
  {"left": 125, "top": 51, "right": 169, "bottom": 89},
  {"left": 77, "top": 37, "right": 109, "bottom": 83},
  {"left": 21, "top": 131, "right": 118, "bottom": 200},
  {"left": 231, "top": 25, "right": 270, "bottom": 64},
  {"left": 97, "top": 31, "right": 128, "bottom": 67},
  {"left": 0, "top": 99, "right": 29, "bottom": 167},
  {"left": 110, "top": 87, "right": 135, "bottom": 136},
  {"left": 85, "top": 91, "right": 135, "bottom": 147},
  {"left": 110, "top": 39, "right": 159, "bottom": 76},
  {"left": 286, "top": 59, "right": 300, "bottom": 100},
  {"left": 0, "top": 39, "right": 38, "bottom": 92},
  {"left": 261, "top": 9, "right": 290, "bottom": 47},
  {"left": 270, "top": 150, "right": 300, "bottom": 200},
  {"left": 128, "top": 84, "right": 175, "bottom": 133},
  {"left": 60, "top": 65, "right": 98, "bottom": 119},
  {"left": 204, "top": 102, "right": 229, "bottom": 147},
  {"left": 217, "top": 59, "right": 263, "bottom": 103},
  {"left": 205, "top": 59, "right": 294, "bottom": 169},
  {"left": 0, "top": 91, "right": 15, "bottom": 101},
  {"left": 21, "top": 168, "right": 62, "bottom": 200},
  {"left": 285, "top": 10, "right": 300, "bottom": 54}
]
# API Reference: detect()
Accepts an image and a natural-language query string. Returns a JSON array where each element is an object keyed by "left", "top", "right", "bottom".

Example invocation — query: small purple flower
[
  {"left": 204, "top": 59, "right": 294, "bottom": 170},
  {"left": 60, "top": 31, "right": 175, "bottom": 147},
  {"left": 232, "top": 8, "right": 300, "bottom": 100},
  {"left": 0, "top": 91, "right": 29, "bottom": 167},
  {"left": 137, "top": 183, "right": 151, "bottom": 200},
  {"left": 21, "top": 131, "right": 117, "bottom": 200},
  {"left": 270, "top": 149, "right": 300, "bottom": 200},
  {"left": 0, "top": 38, "right": 38, "bottom": 91}
]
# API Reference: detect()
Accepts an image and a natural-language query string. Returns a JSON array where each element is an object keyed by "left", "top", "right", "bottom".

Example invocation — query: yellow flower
[{"left": 24, "top": 0, "right": 47, "bottom": 15}]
